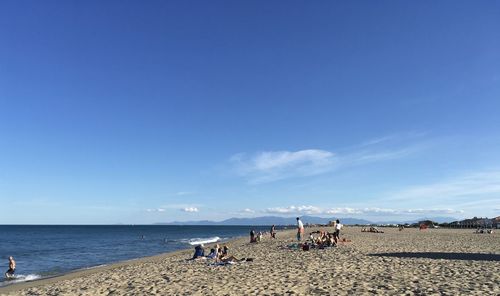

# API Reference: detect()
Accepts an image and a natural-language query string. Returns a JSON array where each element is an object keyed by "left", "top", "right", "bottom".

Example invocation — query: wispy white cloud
[
  {"left": 265, "top": 205, "right": 325, "bottom": 215},
  {"left": 343, "top": 148, "right": 417, "bottom": 166},
  {"left": 359, "top": 132, "right": 427, "bottom": 147},
  {"left": 264, "top": 205, "right": 359, "bottom": 215},
  {"left": 361, "top": 135, "right": 396, "bottom": 146},
  {"left": 242, "top": 208, "right": 255, "bottom": 213},
  {"left": 182, "top": 207, "right": 199, "bottom": 213},
  {"left": 231, "top": 148, "right": 418, "bottom": 184},
  {"left": 388, "top": 170, "right": 500, "bottom": 201},
  {"left": 361, "top": 208, "right": 464, "bottom": 215},
  {"left": 264, "top": 205, "right": 463, "bottom": 216},
  {"left": 146, "top": 208, "right": 165, "bottom": 212},
  {"left": 324, "top": 208, "right": 364, "bottom": 215},
  {"left": 148, "top": 204, "right": 201, "bottom": 213},
  {"left": 176, "top": 191, "right": 194, "bottom": 196},
  {"left": 403, "top": 208, "right": 464, "bottom": 214},
  {"left": 231, "top": 149, "right": 336, "bottom": 183},
  {"left": 230, "top": 134, "right": 426, "bottom": 184},
  {"left": 158, "top": 203, "right": 202, "bottom": 210}
]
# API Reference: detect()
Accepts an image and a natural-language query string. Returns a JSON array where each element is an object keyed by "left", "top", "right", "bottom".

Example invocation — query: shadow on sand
[{"left": 368, "top": 252, "right": 500, "bottom": 262}]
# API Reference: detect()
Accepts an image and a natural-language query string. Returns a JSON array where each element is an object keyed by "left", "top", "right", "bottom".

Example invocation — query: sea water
[{"left": 0, "top": 225, "right": 272, "bottom": 286}]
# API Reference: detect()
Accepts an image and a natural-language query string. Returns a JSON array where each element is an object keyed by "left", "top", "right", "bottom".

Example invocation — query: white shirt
[
  {"left": 297, "top": 220, "right": 304, "bottom": 229},
  {"left": 336, "top": 223, "right": 343, "bottom": 230}
]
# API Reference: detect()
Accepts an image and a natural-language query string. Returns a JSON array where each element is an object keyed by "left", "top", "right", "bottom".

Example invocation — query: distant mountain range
[
  {"left": 154, "top": 215, "right": 458, "bottom": 226},
  {"left": 380, "top": 216, "right": 460, "bottom": 224}
]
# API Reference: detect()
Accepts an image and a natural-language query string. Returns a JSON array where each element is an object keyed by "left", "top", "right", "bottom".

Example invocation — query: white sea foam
[
  {"left": 187, "top": 236, "right": 221, "bottom": 245},
  {"left": 82, "top": 264, "right": 107, "bottom": 270},
  {"left": 0, "top": 274, "right": 42, "bottom": 286}
]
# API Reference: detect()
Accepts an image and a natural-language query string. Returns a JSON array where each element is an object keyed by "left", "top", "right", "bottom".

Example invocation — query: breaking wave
[
  {"left": 186, "top": 236, "right": 221, "bottom": 245},
  {"left": 0, "top": 274, "right": 42, "bottom": 287}
]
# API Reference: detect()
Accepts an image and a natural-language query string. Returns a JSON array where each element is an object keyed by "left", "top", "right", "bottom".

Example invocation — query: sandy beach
[{"left": 1, "top": 227, "right": 499, "bottom": 295}]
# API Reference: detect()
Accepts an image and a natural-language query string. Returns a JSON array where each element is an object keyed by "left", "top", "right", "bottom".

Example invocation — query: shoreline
[
  {"left": 0, "top": 224, "right": 279, "bottom": 289},
  {"left": 0, "top": 247, "right": 188, "bottom": 293},
  {"left": 0, "top": 226, "right": 277, "bottom": 291},
  {"left": 2, "top": 227, "right": 499, "bottom": 295},
  {"left": 0, "top": 230, "right": 271, "bottom": 294}
]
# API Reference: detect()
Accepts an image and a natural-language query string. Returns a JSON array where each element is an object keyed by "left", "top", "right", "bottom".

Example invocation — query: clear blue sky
[{"left": 1, "top": 1, "right": 499, "bottom": 224}]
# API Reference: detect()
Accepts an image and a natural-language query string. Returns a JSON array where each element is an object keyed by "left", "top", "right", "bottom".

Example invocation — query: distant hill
[
  {"left": 155, "top": 215, "right": 372, "bottom": 226},
  {"left": 154, "top": 215, "right": 461, "bottom": 226},
  {"left": 417, "top": 216, "right": 459, "bottom": 223},
  {"left": 374, "top": 216, "right": 459, "bottom": 225}
]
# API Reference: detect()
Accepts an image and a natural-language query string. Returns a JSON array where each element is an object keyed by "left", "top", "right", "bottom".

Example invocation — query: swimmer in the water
[{"left": 5, "top": 256, "right": 15, "bottom": 279}]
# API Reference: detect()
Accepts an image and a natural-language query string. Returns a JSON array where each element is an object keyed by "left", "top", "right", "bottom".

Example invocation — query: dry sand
[{"left": 1, "top": 227, "right": 499, "bottom": 295}]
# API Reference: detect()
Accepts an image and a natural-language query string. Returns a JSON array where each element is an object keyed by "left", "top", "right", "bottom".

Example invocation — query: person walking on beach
[
  {"left": 296, "top": 217, "right": 304, "bottom": 241},
  {"left": 270, "top": 225, "right": 276, "bottom": 239},
  {"left": 5, "top": 256, "right": 15, "bottom": 279},
  {"left": 333, "top": 219, "right": 343, "bottom": 243}
]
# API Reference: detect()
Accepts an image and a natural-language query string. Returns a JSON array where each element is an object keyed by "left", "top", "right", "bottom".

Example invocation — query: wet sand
[{"left": 1, "top": 227, "right": 499, "bottom": 295}]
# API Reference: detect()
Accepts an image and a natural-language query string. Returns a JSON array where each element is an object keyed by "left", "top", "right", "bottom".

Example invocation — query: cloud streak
[
  {"left": 146, "top": 208, "right": 165, "bottom": 212},
  {"left": 344, "top": 148, "right": 417, "bottom": 166},
  {"left": 388, "top": 170, "right": 500, "bottom": 202},
  {"left": 231, "top": 147, "right": 422, "bottom": 184},
  {"left": 176, "top": 191, "right": 194, "bottom": 196},
  {"left": 231, "top": 149, "right": 336, "bottom": 183},
  {"left": 229, "top": 133, "right": 428, "bottom": 183},
  {"left": 264, "top": 205, "right": 463, "bottom": 216},
  {"left": 182, "top": 207, "right": 199, "bottom": 213},
  {"left": 359, "top": 132, "right": 427, "bottom": 147}
]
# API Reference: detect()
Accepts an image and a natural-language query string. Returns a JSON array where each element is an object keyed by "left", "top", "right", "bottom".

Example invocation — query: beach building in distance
[
  {"left": 445, "top": 216, "right": 500, "bottom": 229},
  {"left": 493, "top": 216, "right": 500, "bottom": 229}
]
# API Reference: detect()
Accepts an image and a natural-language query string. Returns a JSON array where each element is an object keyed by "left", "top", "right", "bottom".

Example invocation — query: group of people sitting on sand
[
  {"left": 361, "top": 226, "right": 384, "bottom": 233},
  {"left": 475, "top": 227, "right": 494, "bottom": 234},
  {"left": 249, "top": 229, "right": 264, "bottom": 243},
  {"left": 295, "top": 227, "right": 348, "bottom": 251},
  {"left": 300, "top": 220, "right": 345, "bottom": 250},
  {"left": 250, "top": 225, "right": 278, "bottom": 242},
  {"left": 307, "top": 230, "right": 337, "bottom": 248},
  {"left": 192, "top": 243, "right": 252, "bottom": 264}
]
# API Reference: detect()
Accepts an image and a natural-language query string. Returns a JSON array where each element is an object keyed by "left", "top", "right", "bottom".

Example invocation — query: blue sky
[{"left": 1, "top": 1, "right": 499, "bottom": 224}]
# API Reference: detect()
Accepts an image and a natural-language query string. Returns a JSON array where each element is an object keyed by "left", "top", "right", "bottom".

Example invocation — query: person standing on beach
[
  {"left": 250, "top": 229, "right": 257, "bottom": 243},
  {"left": 270, "top": 225, "right": 276, "bottom": 238},
  {"left": 296, "top": 217, "right": 304, "bottom": 241},
  {"left": 333, "top": 219, "right": 343, "bottom": 243},
  {"left": 5, "top": 256, "right": 15, "bottom": 279}
]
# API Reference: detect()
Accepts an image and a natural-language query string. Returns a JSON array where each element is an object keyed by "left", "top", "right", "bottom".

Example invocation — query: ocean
[{"left": 0, "top": 225, "right": 272, "bottom": 287}]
